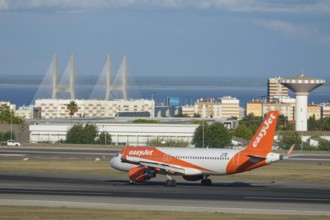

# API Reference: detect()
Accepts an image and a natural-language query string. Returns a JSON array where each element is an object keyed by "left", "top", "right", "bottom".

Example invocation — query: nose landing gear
[{"left": 201, "top": 177, "right": 212, "bottom": 186}]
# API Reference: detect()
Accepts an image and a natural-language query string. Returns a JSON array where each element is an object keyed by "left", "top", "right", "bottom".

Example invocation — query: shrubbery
[
  {"left": 66, "top": 123, "right": 111, "bottom": 144},
  {"left": 192, "top": 122, "right": 232, "bottom": 148},
  {"left": 147, "top": 138, "right": 188, "bottom": 147},
  {"left": 0, "top": 131, "right": 16, "bottom": 141}
]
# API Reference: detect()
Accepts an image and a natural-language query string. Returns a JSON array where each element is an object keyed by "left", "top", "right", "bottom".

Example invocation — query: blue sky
[{"left": 0, "top": 0, "right": 330, "bottom": 79}]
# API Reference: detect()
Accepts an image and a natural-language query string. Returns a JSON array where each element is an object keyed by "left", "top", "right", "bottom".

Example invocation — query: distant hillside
[{"left": 0, "top": 74, "right": 328, "bottom": 88}]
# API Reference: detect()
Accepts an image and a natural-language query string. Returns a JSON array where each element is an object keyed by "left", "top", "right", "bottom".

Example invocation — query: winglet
[
  {"left": 287, "top": 144, "right": 296, "bottom": 158},
  {"left": 244, "top": 111, "right": 278, "bottom": 154}
]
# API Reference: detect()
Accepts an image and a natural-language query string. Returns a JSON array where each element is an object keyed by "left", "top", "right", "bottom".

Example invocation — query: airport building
[
  {"left": 34, "top": 99, "right": 155, "bottom": 119},
  {"left": 280, "top": 74, "right": 325, "bottom": 131},
  {"left": 195, "top": 96, "right": 240, "bottom": 119},
  {"left": 29, "top": 123, "right": 199, "bottom": 146}
]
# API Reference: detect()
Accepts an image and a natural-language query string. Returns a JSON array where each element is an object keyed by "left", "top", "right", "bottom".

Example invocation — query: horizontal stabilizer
[
  {"left": 282, "top": 144, "right": 296, "bottom": 159},
  {"left": 245, "top": 154, "right": 267, "bottom": 160}
]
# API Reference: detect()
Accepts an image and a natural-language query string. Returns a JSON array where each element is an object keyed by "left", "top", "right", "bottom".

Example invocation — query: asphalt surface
[
  {"left": 1, "top": 146, "right": 330, "bottom": 216},
  {"left": 0, "top": 172, "right": 330, "bottom": 216}
]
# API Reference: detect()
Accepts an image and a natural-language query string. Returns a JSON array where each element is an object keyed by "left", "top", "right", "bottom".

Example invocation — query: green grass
[
  {"left": 0, "top": 206, "right": 329, "bottom": 220},
  {"left": 1, "top": 158, "right": 329, "bottom": 183}
]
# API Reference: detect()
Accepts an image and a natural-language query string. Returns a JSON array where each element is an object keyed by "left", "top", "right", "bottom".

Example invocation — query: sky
[{"left": 0, "top": 0, "right": 330, "bottom": 80}]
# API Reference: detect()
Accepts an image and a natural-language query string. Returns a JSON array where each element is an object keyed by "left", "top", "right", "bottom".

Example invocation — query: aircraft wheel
[
  {"left": 165, "top": 179, "right": 177, "bottom": 187},
  {"left": 201, "top": 179, "right": 212, "bottom": 186},
  {"left": 129, "top": 180, "right": 136, "bottom": 184}
]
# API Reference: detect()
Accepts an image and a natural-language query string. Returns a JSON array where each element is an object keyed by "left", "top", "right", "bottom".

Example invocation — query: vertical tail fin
[{"left": 244, "top": 111, "right": 278, "bottom": 153}]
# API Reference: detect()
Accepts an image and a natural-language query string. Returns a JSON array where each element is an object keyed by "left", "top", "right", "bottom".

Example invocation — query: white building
[
  {"left": 195, "top": 96, "right": 240, "bottom": 119},
  {"left": 29, "top": 123, "right": 198, "bottom": 146},
  {"left": 320, "top": 103, "right": 330, "bottom": 118},
  {"left": 267, "top": 77, "right": 289, "bottom": 101},
  {"left": 0, "top": 101, "right": 16, "bottom": 112},
  {"left": 34, "top": 99, "right": 154, "bottom": 119},
  {"left": 16, "top": 105, "right": 34, "bottom": 119},
  {"left": 181, "top": 105, "right": 195, "bottom": 117}
]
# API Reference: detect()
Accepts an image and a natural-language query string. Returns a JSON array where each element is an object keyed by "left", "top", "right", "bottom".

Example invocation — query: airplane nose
[{"left": 109, "top": 157, "right": 116, "bottom": 168}]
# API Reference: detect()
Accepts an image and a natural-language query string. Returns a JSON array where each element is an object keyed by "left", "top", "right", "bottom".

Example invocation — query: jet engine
[
  {"left": 128, "top": 167, "right": 157, "bottom": 183},
  {"left": 182, "top": 175, "right": 204, "bottom": 181}
]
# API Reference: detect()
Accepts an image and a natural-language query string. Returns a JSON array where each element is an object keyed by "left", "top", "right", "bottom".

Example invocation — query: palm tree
[{"left": 66, "top": 100, "right": 78, "bottom": 119}]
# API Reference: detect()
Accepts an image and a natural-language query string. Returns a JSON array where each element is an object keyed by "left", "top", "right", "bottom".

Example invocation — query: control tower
[{"left": 280, "top": 74, "right": 325, "bottom": 131}]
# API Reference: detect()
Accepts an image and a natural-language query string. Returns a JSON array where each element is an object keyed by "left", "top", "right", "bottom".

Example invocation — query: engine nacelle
[
  {"left": 128, "top": 167, "right": 157, "bottom": 183},
  {"left": 182, "top": 175, "right": 204, "bottom": 181}
]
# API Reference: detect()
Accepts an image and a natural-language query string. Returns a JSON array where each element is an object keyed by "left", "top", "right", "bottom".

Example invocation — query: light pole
[
  {"left": 10, "top": 110, "right": 12, "bottom": 140},
  {"left": 103, "top": 126, "right": 106, "bottom": 146},
  {"left": 202, "top": 120, "right": 205, "bottom": 148},
  {"left": 301, "top": 120, "right": 303, "bottom": 153}
]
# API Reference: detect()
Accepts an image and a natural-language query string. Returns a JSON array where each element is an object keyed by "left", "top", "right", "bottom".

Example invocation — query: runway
[
  {"left": 1, "top": 147, "right": 330, "bottom": 216},
  {"left": 0, "top": 172, "right": 330, "bottom": 216}
]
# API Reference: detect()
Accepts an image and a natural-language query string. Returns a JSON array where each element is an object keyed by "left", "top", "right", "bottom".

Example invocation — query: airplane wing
[{"left": 138, "top": 160, "right": 186, "bottom": 175}]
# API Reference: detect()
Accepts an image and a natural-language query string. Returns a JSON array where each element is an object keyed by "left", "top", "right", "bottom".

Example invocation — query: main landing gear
[
  {"left": 165, "top": 174, "right": 177, "bottom": 187},
  {"left": 201, "top": 177, "right": 212, "bottom": 186}
]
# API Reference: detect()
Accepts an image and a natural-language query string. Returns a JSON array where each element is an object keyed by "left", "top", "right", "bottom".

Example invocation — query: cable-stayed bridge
[{"left": 31, "top": 53, "right": 135, "bottom": 105}]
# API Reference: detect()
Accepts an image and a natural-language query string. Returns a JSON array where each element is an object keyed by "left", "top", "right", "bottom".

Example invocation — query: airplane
[{"left": 110, "top": 110, "right": 295, "bottom": 187}]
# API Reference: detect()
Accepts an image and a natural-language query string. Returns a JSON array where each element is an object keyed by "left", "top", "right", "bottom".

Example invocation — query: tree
[
  {"left": 96, "top": 131, "right": 112, "bottom": 145},
  {"left": 193, "top": 122, "right": 232, "bottom": 148},
  {"left": 318, "top": 138, "right": 330, "bottom": 151},
  {"left": 0, "top": 132, "right": 4, "bottom": 141},
  {"left": 278, "top": 130, "right": 302, "bottom": 150},
  {"left": 4, "top": 131, "right": 15, "bottom": 141},
  {"left": 66, "top": 101, "right": 78, "bottom": 118},
  {"left": 233, "top": 124, "right": 254, "bottom": 140},
  {"left": 238, "top": 113, "right": 263, "bottom": 135},
  {"left": 66, "top": 123, "right": 98, "bottom": 144},
  {"left": 147, "top": 138, "right": 188, "bottom": 147},
  {"left": 320, "top": 117, "right": 330, "bottom": 131},
  {"left": 0, "top": 104, "right": 23, "bottom": 124},
  {"left": 308, "top": 115, "right": 320, "bottom": 131}
]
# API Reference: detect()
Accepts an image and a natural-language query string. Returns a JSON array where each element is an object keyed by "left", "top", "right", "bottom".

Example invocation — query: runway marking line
[{"left": 246, "top": 197, "right": 330, "bottom": 202}]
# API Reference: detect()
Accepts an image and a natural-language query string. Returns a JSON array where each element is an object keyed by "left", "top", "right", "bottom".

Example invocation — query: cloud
[
  {"left": 0, "top": 0, "right": 9, "bottom": 10},
  {"left": 1, "top": 0, "right": 136, "bottom": 10},
  {"left": 258, "top": 20, "right": 310, "bottom": 37},
  {"left": 258, "top": 19, "right": 330, "bottom": 47},
  {"left": 2, "top": 0, "right": 330, "bottom": 13}
]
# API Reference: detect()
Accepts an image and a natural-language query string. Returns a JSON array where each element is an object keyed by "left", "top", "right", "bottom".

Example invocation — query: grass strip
[
  {"left": 0, "top": 159, "right": 329, "bottom": 182},
  {"left": 0, "top": 206, "right": 329, "bottom": 220}
]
